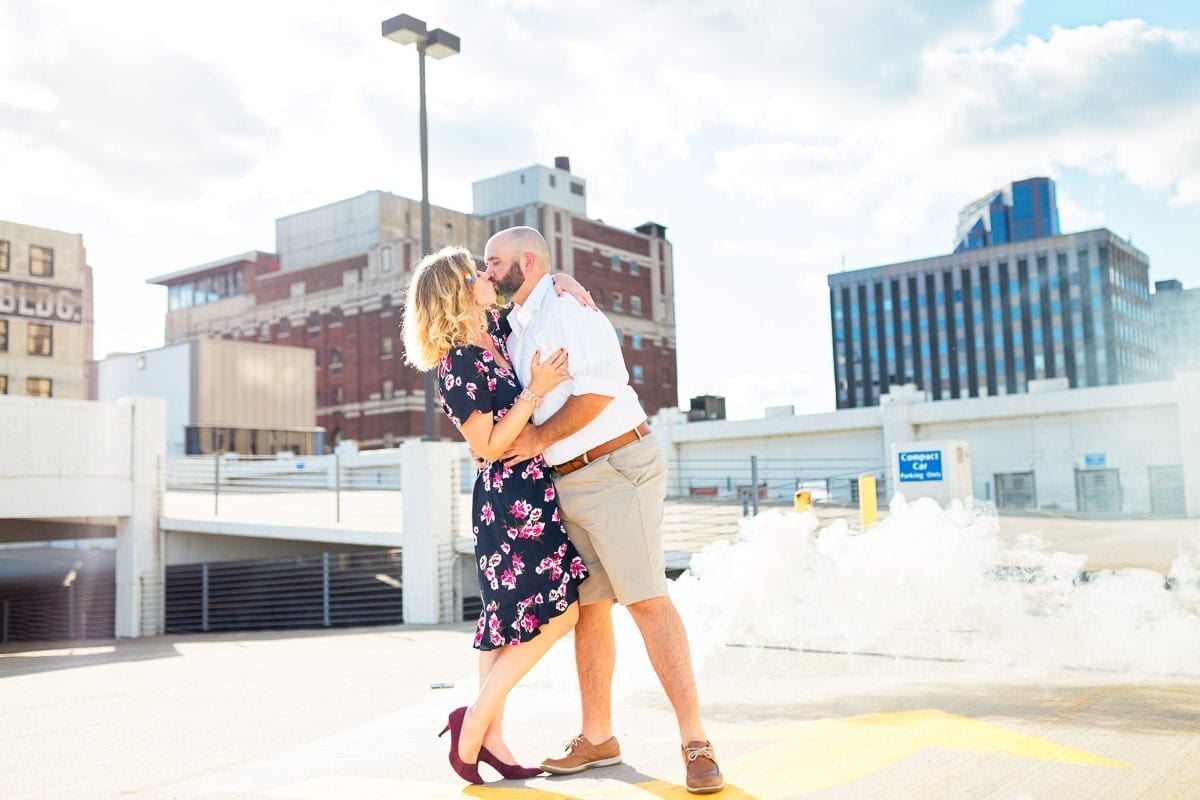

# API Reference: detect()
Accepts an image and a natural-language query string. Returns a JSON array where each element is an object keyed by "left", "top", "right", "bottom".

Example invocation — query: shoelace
[
  {"left": 563, "top": 735, "right": 585, "bottom": 753},
  {"left": 684, "top": 743, "right": 715, "bottom": 762}
]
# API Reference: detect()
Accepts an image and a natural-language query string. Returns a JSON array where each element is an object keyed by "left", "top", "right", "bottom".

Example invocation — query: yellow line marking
[
  {"left": 724, "top": 709, "right": 1130, "bottom": 799},
  {"left": 264, "top": 710, "right": 1129, "bottom": 799}
]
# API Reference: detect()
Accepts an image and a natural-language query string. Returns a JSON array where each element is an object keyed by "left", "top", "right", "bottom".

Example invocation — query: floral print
[{"left": 439, "top": 309, "right": 587, "bottom": 650}]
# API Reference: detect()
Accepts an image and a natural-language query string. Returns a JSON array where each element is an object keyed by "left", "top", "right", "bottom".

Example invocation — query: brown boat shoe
[
  {"left": 540, "top": 734, "right": 622, "bottom": 775},
  {"left": 682, "top": 739, "right": 724, "bottom": 794}
]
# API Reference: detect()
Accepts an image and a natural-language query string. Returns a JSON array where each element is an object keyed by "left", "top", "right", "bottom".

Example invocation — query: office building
[
  {"left": 1152, "top": 279, "right": 1200, "bottom": 378},
  {"left": 0, "top": 220, "right": 94, "bottom": 399},
  {"left": 829, "top": 228, "right": 1156, "bottom": 409},
  {"left": 472, "top": 157, "right": 678, "bottom": 418},
  {"left": 954, "top": 177, "right": 1061, "bottom": 253}
]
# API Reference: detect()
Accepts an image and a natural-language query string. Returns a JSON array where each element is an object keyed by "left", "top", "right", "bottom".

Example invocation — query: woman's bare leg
[
  {"left": 476, "top": 649, "right": 517, "bottom": 762},
  {"left": 457, "top": 604, "right": 579, "bottom": 763}
]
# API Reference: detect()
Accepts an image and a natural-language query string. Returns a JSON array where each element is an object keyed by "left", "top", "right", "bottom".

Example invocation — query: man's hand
[
  {"left": 501, "top": 424, "right": 544, "bottom": 467},
  {"left": 468, "top": 446, "right": 487, "bottom": 470}
]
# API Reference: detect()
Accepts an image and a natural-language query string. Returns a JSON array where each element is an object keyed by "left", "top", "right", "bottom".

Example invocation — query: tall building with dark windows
[
  {"left": 829, "top": 228, "right": 1156, "bottom": 408},
  {"left": 954, "top": 177, "right": 1061, "bottom": 253}
]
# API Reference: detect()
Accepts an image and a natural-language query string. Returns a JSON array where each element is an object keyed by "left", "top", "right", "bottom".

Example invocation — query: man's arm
[{"left": 501, "top": 393, "right": 611, "bottom": 466}]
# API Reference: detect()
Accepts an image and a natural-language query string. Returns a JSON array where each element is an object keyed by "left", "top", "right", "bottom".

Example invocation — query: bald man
[{"left": 483, "top": 226, "right": 723, "bottom": 794}]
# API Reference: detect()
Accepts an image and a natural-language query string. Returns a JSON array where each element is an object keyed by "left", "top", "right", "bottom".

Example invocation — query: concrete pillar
[
  {"left": 880, "top": 397, "right": 918, "bottom": 500},
  {"left": 114, "top": 397, "right": 166, "bottom": 638},
  {"left": 400, "top": 440, "right": 462, "bottom": 624},
  {"left": 1175, "top": 367, "right": 1200, "bottom": 517}
]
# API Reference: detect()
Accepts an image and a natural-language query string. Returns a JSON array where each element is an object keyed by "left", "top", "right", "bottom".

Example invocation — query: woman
[{"left": 402, "top": 245, "right": 588, "bottom": 785}]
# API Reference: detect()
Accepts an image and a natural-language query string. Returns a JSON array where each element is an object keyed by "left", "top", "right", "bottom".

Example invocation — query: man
[{"left": 483, "top": 226, "right": 723, "bottom": 795}]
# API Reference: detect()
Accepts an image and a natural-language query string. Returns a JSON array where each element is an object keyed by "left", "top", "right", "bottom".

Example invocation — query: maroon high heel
[
  {"left": 479, "top": 746, "right": 544, "bottom": 779},
  {"left": 438, "top": 706, "right": 484, "bottom": 785}
]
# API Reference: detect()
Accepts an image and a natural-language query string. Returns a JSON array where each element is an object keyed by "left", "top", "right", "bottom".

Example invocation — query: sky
[{"left": 2, "top": 0, "right": 1199, "bottom": 421}]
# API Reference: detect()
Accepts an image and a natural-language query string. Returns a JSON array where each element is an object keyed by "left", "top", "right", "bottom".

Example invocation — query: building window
[
  {"left": 661, "top": 367, "right": 671, "bottom": 385},
  {"left": 631, "top": 365, "right": 644, "bottom": 384},
  {"left": 381, "top": 336, "right": 394, "bottom": 358},
  {"left": 611, "top": 291, "right": 623, "bottom": 312},
  {"left": 331, "top": 386, "right": 343, "bottom": 404},
  {"left": 380, "top": 245, "right": 394, "bottom": 273},
  {"left": 26, "top": 377, "right": 52, "bottom": 397},
  {"left": 0, "top": 320, "right": 7, "bottom": 352},
  {"left": 610, "top": 255, "right": 621, "bottom": 271},
  {"left": 631, "top": 333, "right": 642, "bottom": 350},
  {"left": 383, "top": 379, "right": 394, "bottom": 399},
  {"left": 308, "top": 311, "right": 320, "bottom": 333},
  {"left": 27, "top": 323, "right": 53, "bottom": 356},
  {"left": 629, "top": 259, "right": 639, "bottom": 276},
  {"left": 259, "top": 321, "right": 270, "bottom": 340},
  {"left": 29, "top": 245, "right": 54, "bottom": 277},
  {"left": 0, "top": 240, "right": 9, "bottom": 272},
  {"left": 548, "top": 174, "right": 557, "bottom": 188},
  {"left": 570, "top": 181, "right": 584, "bottom": 196},
  {"left": 279, "top": 317, "right": 291, "bottom": 336},
  {"left": 630, "top": 295, "right": 642, "bottom": 316},
  {"left": 0, "top": 374, "right": 6, "bottom": 394},
  {"left": 330, "top": 306, "right": 343, "bottom": 326},
  {"left": 380, "top": 293, "right": 393, "bottom": 315},
  {"left": 329, "top": 347, "right": 343, "bottom": 373}
]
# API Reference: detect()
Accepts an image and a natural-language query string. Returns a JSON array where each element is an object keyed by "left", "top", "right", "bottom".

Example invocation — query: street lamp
[{"left": 381, "top": 13, "right": 461, "bottom": 441}]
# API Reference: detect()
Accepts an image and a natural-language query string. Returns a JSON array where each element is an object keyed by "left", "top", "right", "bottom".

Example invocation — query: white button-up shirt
[{"left": 507, "top": 274, "right": 647, "bottom": 467}]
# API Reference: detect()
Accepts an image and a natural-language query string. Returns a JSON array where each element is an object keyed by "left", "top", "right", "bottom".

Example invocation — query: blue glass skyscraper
[{"left": 954, "top": 177, "right": 1061, "bottom": 253}]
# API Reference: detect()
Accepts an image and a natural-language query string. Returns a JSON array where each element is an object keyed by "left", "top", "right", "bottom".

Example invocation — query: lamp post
[{"left": 381, "top": 13, "right": 461, "bottom": 441}]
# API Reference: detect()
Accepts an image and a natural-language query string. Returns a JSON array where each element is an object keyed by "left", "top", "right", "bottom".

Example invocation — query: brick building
[
  {"left": 472, "top": 158, "right": 678, "bottom": 418},
  {"left": 149, "top": 162, "right": 679, "bottom": 450}
]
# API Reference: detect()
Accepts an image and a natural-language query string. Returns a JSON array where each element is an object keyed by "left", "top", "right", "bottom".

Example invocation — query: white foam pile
[{"left": 671, "top": 496, "right": 1200, "bottom": 679}]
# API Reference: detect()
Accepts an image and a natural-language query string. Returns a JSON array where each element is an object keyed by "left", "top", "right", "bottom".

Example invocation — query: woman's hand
[
  {"left": 552, "top": 272, "right": 597, "bottom": 309},
  {"left": 527, "top": 347, "right": 571, "bottom": 395}
]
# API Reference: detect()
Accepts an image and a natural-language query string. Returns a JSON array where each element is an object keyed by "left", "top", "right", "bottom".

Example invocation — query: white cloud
[{"left": 2, "top": 0, "right": 1199, "bottom": 416}]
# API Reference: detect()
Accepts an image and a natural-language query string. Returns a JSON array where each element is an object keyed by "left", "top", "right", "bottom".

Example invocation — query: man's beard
[{"left": 492, "top": 258, "right": 526, "bottom": 300}]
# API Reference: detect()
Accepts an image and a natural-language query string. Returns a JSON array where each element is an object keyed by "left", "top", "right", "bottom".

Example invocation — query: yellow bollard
[
  {"left": 858, "top": 473, "right": 877, "bottom": 528},
  {"left": 794, "top": 489, "right": 812, "bottom": 512}
]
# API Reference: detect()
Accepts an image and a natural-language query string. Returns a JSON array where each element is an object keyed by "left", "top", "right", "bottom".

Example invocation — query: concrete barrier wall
[
  {"left": 0, "top": 395, "right": 166, "bottom": 636},
  {"left": 0, "top": 395, "right": 135, "bottom": 518},
  {"left": 654, "top": 374, "right": 1199, "bottom": 516}
]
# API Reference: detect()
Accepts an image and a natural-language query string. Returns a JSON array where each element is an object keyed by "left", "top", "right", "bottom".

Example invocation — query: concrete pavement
[
  {"left": 3, "top": 507, "right": 1198, "bottom": 798},
  {"left": 2, "top": 621, "right": 1199, "bottom": 799}
]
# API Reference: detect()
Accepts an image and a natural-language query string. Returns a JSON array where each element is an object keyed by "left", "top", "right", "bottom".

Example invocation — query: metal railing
[
  {"left": 165, "top": 452, "right": 403, "bottom": 526},
  {"left": 164, "top": 549, "right": 404, "bottom": 634}
]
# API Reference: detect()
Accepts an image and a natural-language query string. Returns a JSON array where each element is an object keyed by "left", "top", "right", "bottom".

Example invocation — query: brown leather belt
[{"left": 551, "top": 422, "right": 651, "bottom": 476}]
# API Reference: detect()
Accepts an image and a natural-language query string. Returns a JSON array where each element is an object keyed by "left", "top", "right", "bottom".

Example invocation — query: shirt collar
[{"left": 510, "top": 274, "right": 555, "bottom": 333}]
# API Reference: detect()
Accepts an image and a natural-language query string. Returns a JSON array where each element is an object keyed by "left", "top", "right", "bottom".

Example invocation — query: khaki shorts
[{"left": 551, "top": 434, "right": 669, "bottom": 606}]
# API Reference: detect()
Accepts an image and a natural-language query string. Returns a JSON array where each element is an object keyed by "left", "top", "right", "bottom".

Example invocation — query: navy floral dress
[{"left": 438, "top": 309, "right": 587, "bottom": 650}]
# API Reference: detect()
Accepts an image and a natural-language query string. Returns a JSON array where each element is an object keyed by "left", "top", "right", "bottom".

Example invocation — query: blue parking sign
[{"left": 898, "top": 450, "right": 943, "bottom": 482}]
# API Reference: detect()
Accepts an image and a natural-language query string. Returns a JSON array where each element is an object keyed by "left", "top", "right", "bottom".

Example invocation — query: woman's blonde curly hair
[{"left": 402, "top": 245, "right": 486, "bottom": 372}]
